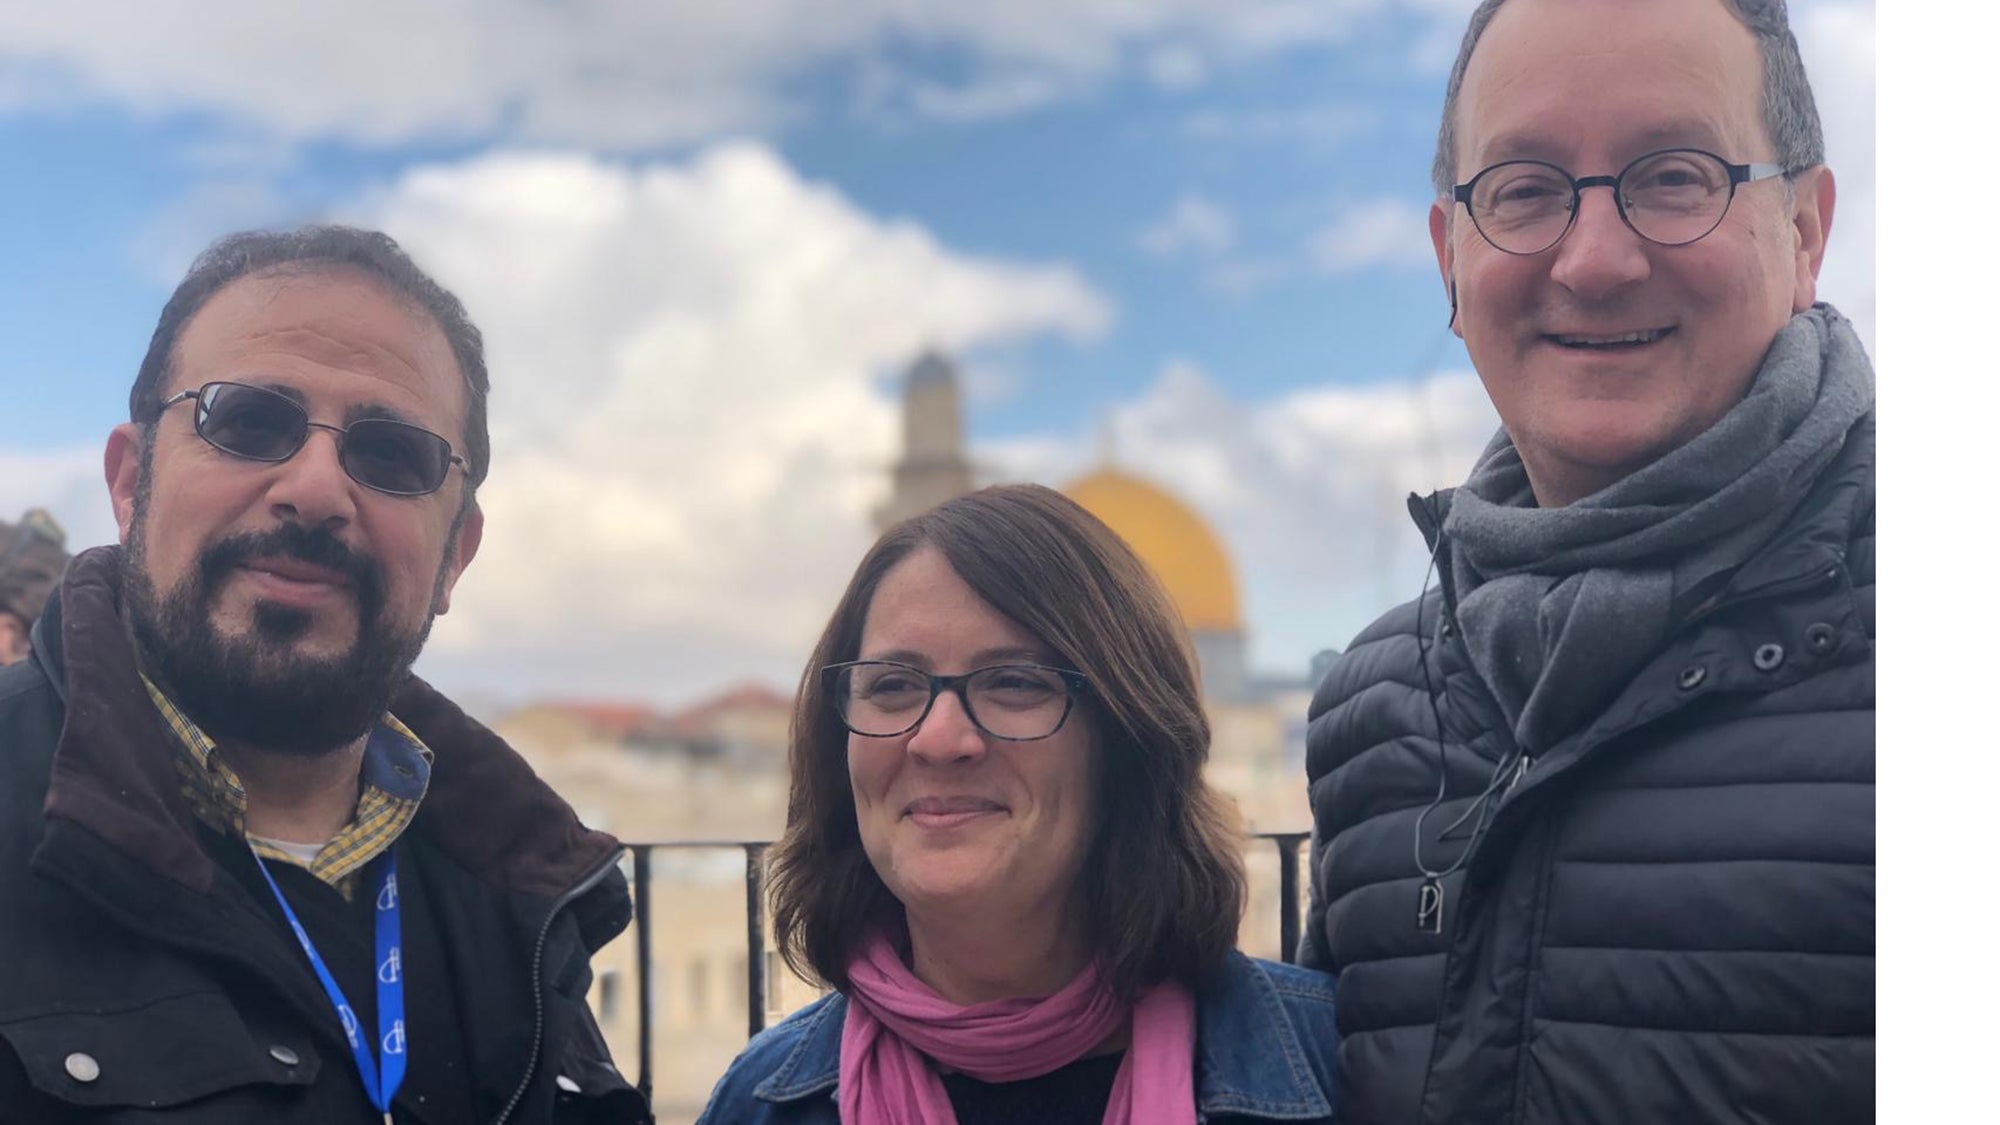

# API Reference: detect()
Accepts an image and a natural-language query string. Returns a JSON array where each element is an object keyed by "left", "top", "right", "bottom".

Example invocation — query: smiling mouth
[
  {"left": 1546, "top": 327, "right": 1676, "bottom": 350},
  {"left": 234, "top": 560, "right": 354, "bottom": 607},
  {"left": 240, "top": 558, "right": 350, "bottom": 587},
  {"left": 903, "top": 797, "right": 1008, "bottom": 828}
]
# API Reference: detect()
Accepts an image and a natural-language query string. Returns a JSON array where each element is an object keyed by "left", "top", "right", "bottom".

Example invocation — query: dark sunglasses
[{"left": 158, "top": 381, "right": 467, "bottom": 497}]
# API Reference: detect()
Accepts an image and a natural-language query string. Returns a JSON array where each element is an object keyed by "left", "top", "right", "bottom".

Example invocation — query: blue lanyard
[{"left": 252, "top": 845, "right": 407, "bottom": 1122}]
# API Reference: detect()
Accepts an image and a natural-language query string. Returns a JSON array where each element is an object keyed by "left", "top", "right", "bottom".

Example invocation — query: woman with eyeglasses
[{"left": 698, "top": 484, "right": 1338, "bottom": 1125}]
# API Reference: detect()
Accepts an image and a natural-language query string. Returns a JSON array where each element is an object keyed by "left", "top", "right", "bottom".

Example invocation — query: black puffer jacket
[{"left": 1301, "top": 419, "right": 1874, "bottom": 1123}]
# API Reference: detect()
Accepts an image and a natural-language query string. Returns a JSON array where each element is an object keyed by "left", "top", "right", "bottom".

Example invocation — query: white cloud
[
  {"left": 984, "top": 358, "right": 1500, "bottom": 673},
  {"left": 1139, "top": 193, "right": 1237, "bottom": 259},
  {"left": 339, "top": 143, "right": 1110, "bottom": 701},
  {"left": 1310, "top": 197, "right": 1439, "bottom": 274},
  {"left": 1146, "top": 45, "right": 1211, "bottom": 91},
  {"left": 0, "top": 446, "right": 116, "bottom": 559},
  {"left": 0, "top": 0, "right": 1416, "bottom": 147}
]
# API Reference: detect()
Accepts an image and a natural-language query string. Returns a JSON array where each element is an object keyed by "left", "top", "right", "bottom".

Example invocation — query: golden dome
[{"left": 1063, "top": 468, "right": 1242, "bottom": 633}]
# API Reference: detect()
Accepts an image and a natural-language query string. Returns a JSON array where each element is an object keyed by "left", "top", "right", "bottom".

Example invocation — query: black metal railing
[{"left": 617, "top": 831, "right": 1309, "bottom": 1102}]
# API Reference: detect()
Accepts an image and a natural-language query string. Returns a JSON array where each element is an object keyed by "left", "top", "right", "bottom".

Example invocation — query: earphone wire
[{"left": 1410, "top": 495, "right": 1518, "bottom": 883}]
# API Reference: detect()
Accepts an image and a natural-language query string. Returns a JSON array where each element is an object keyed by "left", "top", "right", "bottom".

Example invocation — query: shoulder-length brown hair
[{"left": 767, "top": 483, "right": 1246, "bottom": 1000}]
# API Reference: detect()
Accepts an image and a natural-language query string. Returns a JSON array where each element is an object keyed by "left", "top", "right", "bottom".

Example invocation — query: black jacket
[
  {"left": 1302, "top": 419, "right": 1874, "bottom": 1123},
  {"left": 0, "top": 547, "right": 650, "bottom": 1123}
]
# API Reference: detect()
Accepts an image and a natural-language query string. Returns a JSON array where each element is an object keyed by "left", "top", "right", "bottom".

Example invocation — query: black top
[
  {"left": 941, "top": 1051, "right": 1125, "bottom": 1125},
  {"left": 204, "top": 826, "right": 476, "bottom": 1125}
]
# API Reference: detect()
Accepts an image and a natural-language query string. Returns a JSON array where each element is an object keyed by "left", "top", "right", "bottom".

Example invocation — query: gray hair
[{"left": 1431, "top": 0, "right": 1826, "bottom": 196}]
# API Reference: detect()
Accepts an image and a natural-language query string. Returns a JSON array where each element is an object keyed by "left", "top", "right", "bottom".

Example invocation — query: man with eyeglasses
[
  {"left": 0, "top": 227, "right": 649, "bottom": 1123},
  {"left": 1299, "top": 1, "right": 1872, "bottom": 1122}
]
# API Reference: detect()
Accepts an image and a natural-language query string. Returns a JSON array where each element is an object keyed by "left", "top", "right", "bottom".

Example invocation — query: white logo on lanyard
[
  {"left": 377, "top": 872, "right": 400, "bottom": 912},
  {"left": 382, "top": 1019, "right": 407, "bottom": 1057}
]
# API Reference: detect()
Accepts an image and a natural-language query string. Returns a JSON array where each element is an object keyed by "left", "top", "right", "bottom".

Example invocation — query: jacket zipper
[{"left": 491, "top": 849, "right": 626, "bottom": 1125}]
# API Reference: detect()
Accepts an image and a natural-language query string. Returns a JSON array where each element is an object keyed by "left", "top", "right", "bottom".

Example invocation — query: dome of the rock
[{"left": 1063, "top": 468, "right": 1241, "bottom": 634}]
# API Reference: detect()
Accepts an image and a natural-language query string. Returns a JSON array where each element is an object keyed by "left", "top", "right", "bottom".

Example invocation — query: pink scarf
[{"left": 837, "top": 931, "right": 1197, "bottom": 1125}]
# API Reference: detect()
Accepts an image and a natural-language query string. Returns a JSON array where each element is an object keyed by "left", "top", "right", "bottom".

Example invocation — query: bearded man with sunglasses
[
  {"left": 0, "top": 227, "right": 649, "bottom": 1123},
  {"left": 1299, "top": 1, "right": 1873, "bottom": 1122}
]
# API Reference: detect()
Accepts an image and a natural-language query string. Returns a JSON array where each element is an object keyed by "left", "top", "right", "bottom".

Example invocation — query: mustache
[{"left": 197, "top": 524, "right": 385, "bottom": 615}]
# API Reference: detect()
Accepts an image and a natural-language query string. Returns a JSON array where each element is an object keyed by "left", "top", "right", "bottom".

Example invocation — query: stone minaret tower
[{"left": 875, "top": 350, "right": 976, "bottom": 531}]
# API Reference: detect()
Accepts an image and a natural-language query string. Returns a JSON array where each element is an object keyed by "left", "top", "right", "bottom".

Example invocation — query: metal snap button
[
  {"left": 556, "top": 1074, "right": 583, "bottom": 1094},
  {"left": 1753, "top": 643, "right": 1786, "bottom": 672},
  {"left": 64, "top": 1052, "right": 100, "bottom": 1083},
  {"left": 269, "top": 1044, "right": 300, "bottom": 1066},
  {"left": 1677, "top": 664, "right": 1707, "bottom": 690},
  {"left": 1805, "top": 623, "right": 1836, "bottom": 655}
]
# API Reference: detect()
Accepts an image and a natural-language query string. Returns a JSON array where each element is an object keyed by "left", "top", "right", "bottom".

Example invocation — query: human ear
[
  {"left": 431, "top": 499, "right": 484, "bottom": 615},
  {"left": 1787, "top": 165, "right": 1837, "bottom": 313},
  {"left": 1429, "top": 201, "right": 1462, "bottom": 338},
  {"left": 104, "top": 423, "right": 145, "bottom": 544}
]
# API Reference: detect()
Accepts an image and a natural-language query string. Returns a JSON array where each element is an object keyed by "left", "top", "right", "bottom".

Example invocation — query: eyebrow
[
  {"left": 1474, "top": 121, "right": 1732, "bottom": 173},
  {"left": 862, "top": 646, "right": 1056, "bottom": 669},
  {"left": 344, "top": 402, "right": 425, "bottom": 429},
  {"left": 236, "top": 379, "right": 428, "bottom": 430}
]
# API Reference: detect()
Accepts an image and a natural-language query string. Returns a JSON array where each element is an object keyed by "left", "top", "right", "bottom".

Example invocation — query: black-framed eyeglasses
[
  {"left": 1452, "top": 147, "right": 1787, "bottom": 256},
  {"left": 823, "top": 660, "right": 1090, "bottom": 741},
  {"left": 157, "top": 381, "right": 468, "bottom": 497}
]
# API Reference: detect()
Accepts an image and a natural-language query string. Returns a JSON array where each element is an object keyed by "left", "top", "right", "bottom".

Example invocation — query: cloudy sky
[{"left": 0, "top": 0, "right": 1875, "bottom": 710}]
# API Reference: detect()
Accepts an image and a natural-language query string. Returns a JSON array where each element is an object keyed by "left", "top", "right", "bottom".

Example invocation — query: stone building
[{"left": 875, "top": 350, "right": 976, "bottom": 531}]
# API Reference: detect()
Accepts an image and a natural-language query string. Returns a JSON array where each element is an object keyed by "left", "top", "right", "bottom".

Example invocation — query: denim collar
[{"left": 754, "top": 950, "right": 1330, "bottom": 1120}]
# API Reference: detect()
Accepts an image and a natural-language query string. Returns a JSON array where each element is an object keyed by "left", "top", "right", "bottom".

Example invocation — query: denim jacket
[{"left": 696, "top": 951, "right": 1338, "bottom": 1124}]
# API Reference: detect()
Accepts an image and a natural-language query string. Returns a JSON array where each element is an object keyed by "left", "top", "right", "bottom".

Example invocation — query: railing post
[
  {"left": 1275, "top": 833, "right": 1305, "bottom": 964},
  {"left": 632, "top": 846, "right": 654, "bottom": 1102},
  {"left": 744, "top": 843, "right": 769, "bottom": 1038}
]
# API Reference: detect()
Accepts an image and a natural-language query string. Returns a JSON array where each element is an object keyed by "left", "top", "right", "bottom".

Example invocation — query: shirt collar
[{"left": 141, "top": 673, "right": 433, "bottom": 894}]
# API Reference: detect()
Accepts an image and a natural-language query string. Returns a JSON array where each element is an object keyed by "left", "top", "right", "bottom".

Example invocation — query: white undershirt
[{"left": 245, "top": 833, "right": 328, "bottom": 867}]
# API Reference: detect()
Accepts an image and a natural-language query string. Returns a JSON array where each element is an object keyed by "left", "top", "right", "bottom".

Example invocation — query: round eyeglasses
[
  {"left": 157, "top": 381, "right": 468, "bottom": 497},
  {"left": 1453, "top": 148, "right": 1787, "bottom": 256},
  {"left": 823, "top": 660, "right": 1090, "bottom": 741}
]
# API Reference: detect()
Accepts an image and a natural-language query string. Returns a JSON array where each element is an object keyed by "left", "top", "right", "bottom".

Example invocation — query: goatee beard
[{"left": 124, "top": 519, "right": 435, "bottom": 757}]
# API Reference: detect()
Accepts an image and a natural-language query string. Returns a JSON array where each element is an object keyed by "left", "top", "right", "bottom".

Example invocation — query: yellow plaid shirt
[{"left": 143, "top": 676, "right": 433, "bottom": 898}]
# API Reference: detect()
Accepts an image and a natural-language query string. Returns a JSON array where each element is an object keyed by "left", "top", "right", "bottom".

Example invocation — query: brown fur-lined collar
[{"left": 40, "top": 545, "right": 621, "bottom": 900}]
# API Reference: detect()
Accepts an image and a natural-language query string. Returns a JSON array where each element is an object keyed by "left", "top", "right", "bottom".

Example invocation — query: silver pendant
[{"left": 1416, "top": 878, "right": 1445, "bottom": 934}]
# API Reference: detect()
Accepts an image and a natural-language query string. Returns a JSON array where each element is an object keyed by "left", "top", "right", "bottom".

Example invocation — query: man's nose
[
  {"left": 905, "top": 689, "right": 987, "bottom": 765},
  {"left": 1548, "top": 186, "right": 1653, "bottom": 299},
  {"left": 264, "top": 428, "right": 359, "bottom": 530}
]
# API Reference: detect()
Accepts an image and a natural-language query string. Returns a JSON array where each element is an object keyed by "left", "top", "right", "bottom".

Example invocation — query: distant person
[
  {"left": 1301, "top": 0, "right": 1873, "bottom": 1122},
  {"left": 700, "top": 484, "right": 1339, "bottom": 1124},
  {"left": 0, "top": 508, "right": 70, "bottom": 664},
  {"left": 0, "top": 227, "right": 647, "bottom": 1122}
]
